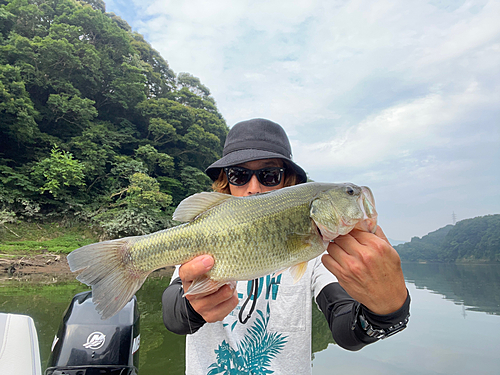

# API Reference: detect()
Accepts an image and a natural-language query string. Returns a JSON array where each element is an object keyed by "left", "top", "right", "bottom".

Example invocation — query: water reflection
[
  {"left": 402, "top": 263, "right": 500, "bottom": 315},
  {"left": 1, "top": 263, "right": 499, "bottom": 374}
]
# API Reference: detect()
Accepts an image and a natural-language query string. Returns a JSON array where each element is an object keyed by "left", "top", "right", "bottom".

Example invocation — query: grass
[{"left": 0, "top": 220, "right": 100, "bottom": 255}]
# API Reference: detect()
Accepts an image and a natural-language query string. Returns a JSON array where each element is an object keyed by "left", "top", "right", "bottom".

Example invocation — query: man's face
[{"left": 228, "top": 158, "right": 285, "bottom": 197}]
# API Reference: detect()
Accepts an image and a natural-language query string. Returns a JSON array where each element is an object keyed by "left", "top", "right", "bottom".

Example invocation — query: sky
[{"left": 104, "top": 0, "right": 499, "bottom": 242}]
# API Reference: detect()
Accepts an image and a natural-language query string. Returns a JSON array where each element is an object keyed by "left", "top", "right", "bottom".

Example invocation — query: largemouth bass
[{"left": 68, "top": 182, "right": 377, "bottom": 319}]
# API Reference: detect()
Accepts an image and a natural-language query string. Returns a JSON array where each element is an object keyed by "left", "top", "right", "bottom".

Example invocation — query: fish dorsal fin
[
  {"left": 173, "top": 192, "right": 234, "bottom": 222},
  {"left": 289, "top": 261, "right": 308, "bottom": 283}
]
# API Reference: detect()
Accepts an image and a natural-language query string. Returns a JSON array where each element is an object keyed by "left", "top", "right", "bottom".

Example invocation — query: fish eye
[{"left": 346, "top": 186, "right": 355, "bottom": 196}]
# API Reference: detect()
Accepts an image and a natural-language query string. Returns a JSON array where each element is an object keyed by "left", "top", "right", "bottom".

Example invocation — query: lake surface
[{"left": 1, "top": 263, "right": 499, "bottom": 374}]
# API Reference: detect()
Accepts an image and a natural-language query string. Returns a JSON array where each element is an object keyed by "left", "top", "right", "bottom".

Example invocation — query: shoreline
[
  {"left": 1, "top": 252, "right": 71, "bottom": 274},
  {"left": 0, "top": 252, "right": 74, "bottom": 282},
  {"left": 0, "top": 252, "right": 174, "bottom": 283}
]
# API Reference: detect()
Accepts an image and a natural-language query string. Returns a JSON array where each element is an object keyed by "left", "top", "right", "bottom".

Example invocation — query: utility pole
[{"left": 452, "top": 211, "right": 457, "bottom": 225}]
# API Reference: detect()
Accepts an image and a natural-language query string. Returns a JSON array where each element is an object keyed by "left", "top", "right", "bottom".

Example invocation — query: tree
[
  {"left": 32, "top": 145, "right": 86, "bottom": 198},
  {"left": 135, "top": 144, "right": 174, "bottom": 176},
  {"left": 0, "top": 64, "right": 39, "bottom": 145},
  {"left": 395, "top": 216, "right": 500, "bottom": 263},
  {"left": 0, "top": 0, "right": 228, "bottom": 223},
  {"left": 94, "top": 172, "right": 173, "bottom": 238}
]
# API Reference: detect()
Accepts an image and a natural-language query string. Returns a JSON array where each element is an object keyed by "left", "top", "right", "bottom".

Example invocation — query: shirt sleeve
[
  {"left": 310, "top": 253, "right": 339, "bottom": 299},
  {"left": 162, "top": 268, "right": 206, "bottom": 335}
]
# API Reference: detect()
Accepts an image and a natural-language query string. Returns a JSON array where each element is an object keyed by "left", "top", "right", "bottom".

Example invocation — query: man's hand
[
  {"left": 322, "top": 226, "right": 407, "bottom": 315},
  {"left": 179, "top": 255, "right": 239, "bottom": 323}
]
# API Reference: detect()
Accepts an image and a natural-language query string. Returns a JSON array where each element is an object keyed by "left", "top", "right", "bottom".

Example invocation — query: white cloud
[
  {"left": 105, "top": 0, "right": 500, "bottom": 240},
  {"left": 295, "top": 80, "right": 498, "bottom": 173}
]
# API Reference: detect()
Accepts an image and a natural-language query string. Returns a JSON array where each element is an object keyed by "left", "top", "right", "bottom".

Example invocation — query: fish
[{"left": 67, "top": 182, "right": 378, "bottom": 319}]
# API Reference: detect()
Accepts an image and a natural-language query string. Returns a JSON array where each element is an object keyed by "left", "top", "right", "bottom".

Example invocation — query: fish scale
[{"left": 67, "top": 182, "right": 377, "bottom": 319}]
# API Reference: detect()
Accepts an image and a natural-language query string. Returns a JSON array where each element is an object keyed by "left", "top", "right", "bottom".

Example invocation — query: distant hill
[
  {"left": 395, "top": 215, "right": 500, "bottom": 263},
  {"left": 389, "top": 238, "right": 406, "bottom": 246}
]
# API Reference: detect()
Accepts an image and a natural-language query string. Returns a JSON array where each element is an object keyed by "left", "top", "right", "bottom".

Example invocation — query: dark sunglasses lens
[
  {"left": 227, "top": 167, "right": 251, "bottom": 186},
  {"left": 258, "top": 168, "right": 282, "bottom": 186}
]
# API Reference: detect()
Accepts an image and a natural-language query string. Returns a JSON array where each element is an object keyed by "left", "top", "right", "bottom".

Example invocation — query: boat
[
  {"left": 0, "top": 291, "right": 140, "bottom": 374},
  {"left": 0, "top": 312, "right": 42, "bottom": 374}
]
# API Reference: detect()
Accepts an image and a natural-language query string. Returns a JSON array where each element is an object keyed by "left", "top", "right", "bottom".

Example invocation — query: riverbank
[
  {"left": 0, "top": 251, "right": 175, "bottom": 284},
  {"left": 0, "top": 220, "right": 98, "bottom": 280},
  {"left": 0, "top": 251, "right": 73, "bottom": 282}
]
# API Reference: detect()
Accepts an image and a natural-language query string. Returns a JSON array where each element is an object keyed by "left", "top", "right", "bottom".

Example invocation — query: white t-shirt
[{"left": 171, "top": 255, "right": 337, "bottom": 375}]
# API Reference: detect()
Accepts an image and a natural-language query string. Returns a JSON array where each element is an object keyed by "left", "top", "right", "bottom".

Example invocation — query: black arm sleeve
[
  {"left": 316, "top": 282, "right": 410, "bottom": 351},
  {"left": 162, "top": 277, "right": 206, "bottom": 335}
]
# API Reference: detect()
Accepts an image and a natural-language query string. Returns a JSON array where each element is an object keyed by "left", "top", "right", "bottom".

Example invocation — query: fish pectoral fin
[
  {"left": 289, "top": 262, "right": 308, "bottom": 283},
  {"left": 173, "top": 192, "right": 234, "bottom": 222},
  {"left": 183, "top": 276, "right": 236, "bottom": 297}
]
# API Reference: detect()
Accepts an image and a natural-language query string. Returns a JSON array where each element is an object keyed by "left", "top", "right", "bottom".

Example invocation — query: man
[{"left": 163, "top": 118, "right": 410, "bottom": 374}]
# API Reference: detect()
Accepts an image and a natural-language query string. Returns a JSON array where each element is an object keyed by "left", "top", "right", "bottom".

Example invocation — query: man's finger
[
  {"left": 348, "top": 226, "right": 391, "bottom": 247},
  {"left": 179, "top": 255, "right": 214, "bottom": 282},
  {"left": 331, "top": 232, "right": 363, "bottom": 257},
  {"left": 373, "top": 225, "right": 390, "bottom": 244},
  {"left": 325, "top": 242, "right": 351, "bottom": 269}
]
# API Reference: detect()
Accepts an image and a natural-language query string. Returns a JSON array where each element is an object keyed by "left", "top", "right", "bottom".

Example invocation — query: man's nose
[{"left": 245, "top": 174, "right": 262, "bottom": 196}]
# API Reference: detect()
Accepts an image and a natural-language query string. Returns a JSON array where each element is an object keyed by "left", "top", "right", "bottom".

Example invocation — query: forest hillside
[
  {"left": 395, "top": 215, "right": 500, "bottom": 263},
  {"left": 0, "top": 0, "right": 228, "bottom": 239}
]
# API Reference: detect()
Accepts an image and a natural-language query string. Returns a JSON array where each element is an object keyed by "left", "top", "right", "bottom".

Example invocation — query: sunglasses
[{"left": 224, "top": 166, "right": 285, "bottom": 187}]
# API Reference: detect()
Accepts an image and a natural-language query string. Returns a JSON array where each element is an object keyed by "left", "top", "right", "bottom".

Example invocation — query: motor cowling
[{"left": 45, "top": 291, "right": 140, "bottom": 375}]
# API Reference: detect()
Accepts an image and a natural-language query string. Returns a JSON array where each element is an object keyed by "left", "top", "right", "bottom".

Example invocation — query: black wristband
[{"left": 353, "top": 290, "right": 411, "bottom": 339}]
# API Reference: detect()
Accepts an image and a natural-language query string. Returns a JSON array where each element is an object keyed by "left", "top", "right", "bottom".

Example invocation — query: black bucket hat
[{"left": 205, "top": 118, "right": 307, "bottom": 183}]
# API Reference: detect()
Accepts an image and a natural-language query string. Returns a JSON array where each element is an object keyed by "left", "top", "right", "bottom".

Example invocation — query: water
[
  {"left": 1, "top": 263, "right": 499, "bottom": 374},
  {"left": 313, "top": 263, "right": 500, "bottom": 375}
]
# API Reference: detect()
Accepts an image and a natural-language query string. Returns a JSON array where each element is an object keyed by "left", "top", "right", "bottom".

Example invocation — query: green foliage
[
  {"left": 94, "top": 173, "right": 173, "bottom": 238},
  {"left": 177, "top": 72, "right": 211, "bottom": 97},
  {"left": 32, "top": 145, "right": 86, "bottom": 198},
  {"left": 135, "top": 144, "right": 174, "bottom": 175},
  {"left": 179, "top": 165, "right": 213, "bottom": 197},
  {"left": 395, "top": 215, "right": 500, "bottom": 263},
  {"left": 0, "top": 163, "right": 38, "bottom": 202},
  {"left": 148, "top": 117, "right": 178, "bottom": 145},
  {"left": 0, "top": 64, "right": 39, "bottom": 143},
  {"left": 441, "top": 215, "right": 500, "bottom": 262},
  {"left": 0, "top": 209, "right": 16, "bottom": 228},
  {"left": 84, "top": 0, "right": 106, "bottom": 13},
  {"left": 0, "top": 0, "right": 228, "bottom": 228},
  {"left": 0, "top": 234, "right": 95, "bottom": 253},
  {"left": 46, "top": 93, "right": 98, "bottom": 129},
  {"left": 0, "top": 220, "right": 99, "bottom": 253},
  {"left": 126, "top": 172, "right": 172, "bottom": 210}
]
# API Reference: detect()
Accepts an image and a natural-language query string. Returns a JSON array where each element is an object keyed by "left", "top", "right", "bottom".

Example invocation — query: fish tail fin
[{"left": 67, "top": 237, "right": 149, "bottom": 320}]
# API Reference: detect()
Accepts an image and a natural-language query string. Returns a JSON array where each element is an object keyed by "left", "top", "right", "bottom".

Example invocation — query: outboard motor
[{"left": 45, "top": 291, "right": 140, "bottom": 375}]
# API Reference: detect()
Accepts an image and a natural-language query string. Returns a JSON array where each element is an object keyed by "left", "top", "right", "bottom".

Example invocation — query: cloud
[
  {"left": 294, "top": 80, "right": 498, "bottom": 174},
  {"left": 105, "top": 0, "right": 500, "bottom": 240}
]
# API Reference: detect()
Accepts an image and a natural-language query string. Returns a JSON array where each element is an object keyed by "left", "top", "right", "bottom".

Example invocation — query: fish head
[{"left": 310, "top": 183, "right": 378, "bottom": 242}]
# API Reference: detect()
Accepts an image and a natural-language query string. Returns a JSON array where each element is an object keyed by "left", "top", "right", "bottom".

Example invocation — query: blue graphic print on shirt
[
  {"left": 207, "top": 306, "right": 288, "bottom": 375},
  {"left": 208, "top": 277, "right": 287, "bottom": 374}
]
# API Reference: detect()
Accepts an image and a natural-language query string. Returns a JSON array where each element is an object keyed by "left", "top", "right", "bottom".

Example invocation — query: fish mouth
[{"left": 355, "top": 186, "right": 378, "bottom": 233}]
